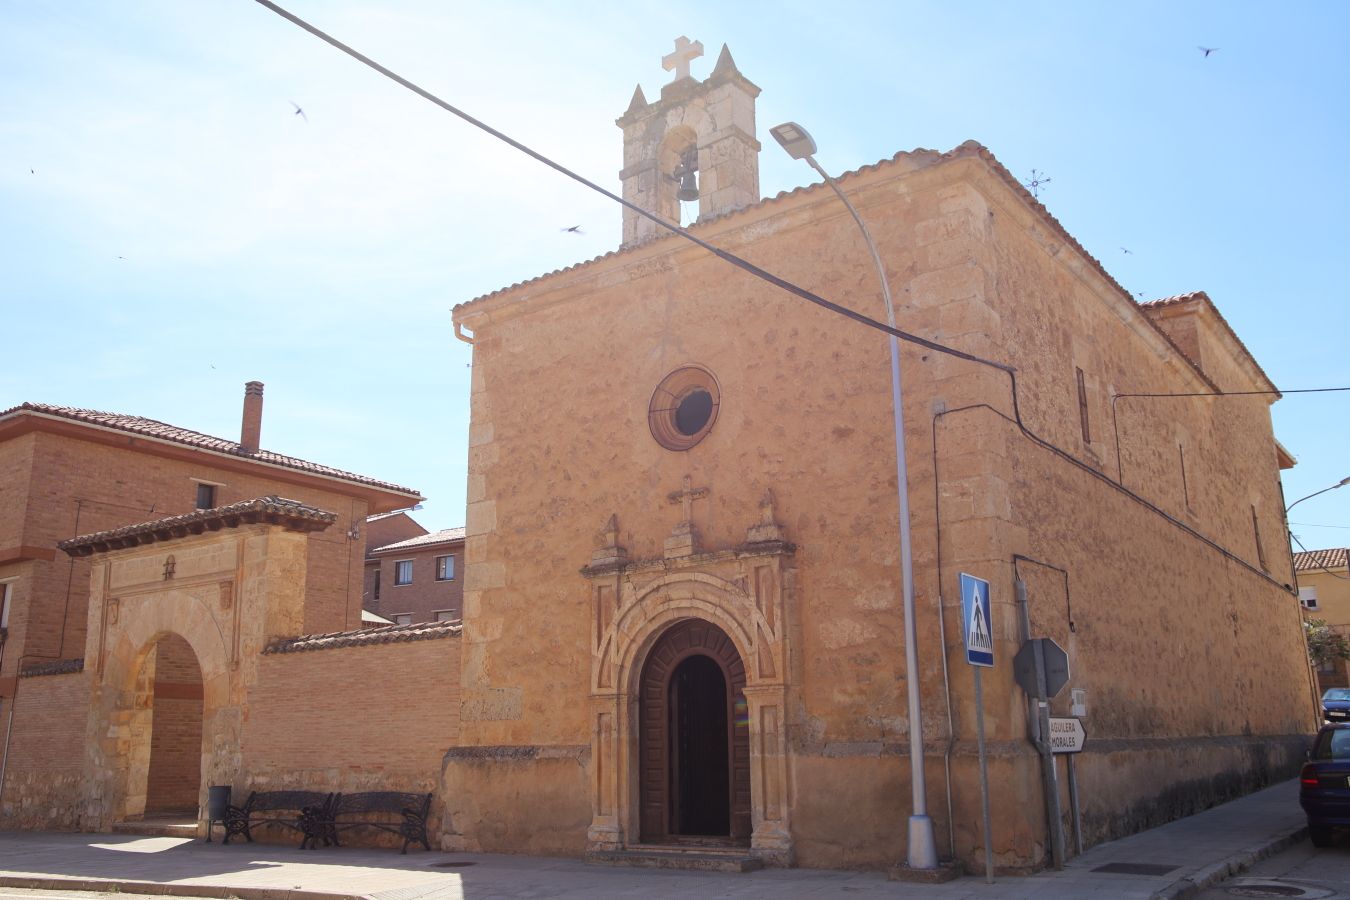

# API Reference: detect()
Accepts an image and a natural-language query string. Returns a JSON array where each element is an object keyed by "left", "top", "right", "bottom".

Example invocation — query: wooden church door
[{"left": 638, "top": 619, "right": 750, "bottom": 843}]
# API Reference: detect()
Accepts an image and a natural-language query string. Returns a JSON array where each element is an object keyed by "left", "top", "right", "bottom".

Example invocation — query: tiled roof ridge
[
  {"left": 1137, "top": 291, "right": 1278, "bottom": 394},
  {"left": 450, "top": 140, "right": 1220, "bottom": 393},
  {"left": 1, "top": 402, "right": 420, "bottom": 498},
  {"left": 58, "top": 496, "right": 336, "bottom": 557},
  {"left": 265, "top": 618, "right": 461, "bottom": 653},
  {"left": 1293, "top": 548, "right": 1349, "bottom": 572},
  {"left": 370, "top": 526, "right": 467, "bottom": 552}
]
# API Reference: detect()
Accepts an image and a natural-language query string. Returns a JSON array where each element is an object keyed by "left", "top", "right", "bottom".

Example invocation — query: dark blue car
[
  {"left": 1323, "top": 688, "right": 1350, "bottom": 724},
  {"left": 1300, "top": 723, "right": 1350, "bottom": 847}
]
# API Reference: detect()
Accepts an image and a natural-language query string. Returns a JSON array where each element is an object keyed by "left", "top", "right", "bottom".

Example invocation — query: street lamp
[
  {"left": 770, "top": 121, "right": 939, "bottom": 871},
  {"left": 1287, "top": 477, "right": 1350, "bottom": 514}
]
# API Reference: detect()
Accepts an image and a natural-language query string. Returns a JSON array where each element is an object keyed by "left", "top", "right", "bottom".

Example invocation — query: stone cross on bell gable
[{"left": 662, "top": 36, "right": 704, "bottom": 82}]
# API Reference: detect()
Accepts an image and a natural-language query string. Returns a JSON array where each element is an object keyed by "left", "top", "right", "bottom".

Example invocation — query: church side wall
[
  {"left": 0, "top": 669, "right": 90, "bottom": 829},
  {"left": 999, "top": 403, "right": 1310, "bottom": 843},
  {"left": 979, "top": 186, "right": 1291, "bottom": 589}
]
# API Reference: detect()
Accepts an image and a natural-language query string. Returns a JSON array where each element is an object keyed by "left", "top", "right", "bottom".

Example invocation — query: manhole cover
[
  {"left": 1226, "top": 886, "right": 1308, "bottom": 898},
  {"left": 430, "top": 861, "right": 477, "bottom": 868},
  {"left": 1091, "top": 862, "right": 1181, "bottom": 876}
]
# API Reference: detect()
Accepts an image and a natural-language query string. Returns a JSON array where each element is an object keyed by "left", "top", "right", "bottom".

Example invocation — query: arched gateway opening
[
  {"left": 638, "top": 619, "right": 750, "bottom": 843},
  {"left": 126, "top": 633, "right": 205, "bottom": 820}
]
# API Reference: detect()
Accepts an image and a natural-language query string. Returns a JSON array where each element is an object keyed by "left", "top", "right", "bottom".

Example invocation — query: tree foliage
[{"left": 1305, "top": 618, "right": 1350, "bottom": 667}]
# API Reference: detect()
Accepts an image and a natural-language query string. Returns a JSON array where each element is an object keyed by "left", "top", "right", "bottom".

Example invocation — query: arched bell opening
[{"left": 637, "top": 618, "right": 750, "bottom": 844}]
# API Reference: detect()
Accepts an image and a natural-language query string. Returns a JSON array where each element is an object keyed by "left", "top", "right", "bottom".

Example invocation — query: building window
[
  {"left": 434, "top": 609, "right": 458, "bottom": 622},
  {"left": 1300, "top": 586, "right": 1319, "bottom": 611},
  {"left": 649, "top": 366, "right": 721, "bottom": 451},
  {"left": 0, "top": 581, "right": 12, "bottom": 632},
  {"left": 372, "top": 569, "right": 381, "bottom": 601},
  {"left": 1251, "top": 505, "right": 1267, "bottom": 572},
  {"left": 394, "top": 560, "right": 414, "bottom": 585},
  {"left": 392, "top": 613, "right": 413, "bottom": 625},
  {"left": 436, "top": 555, "right": 456, "bottom": 581},
  {"left": 1076, "top": 367, "right": 1091, "bottom": 444},
  {"left": 195, "top": 483, "right": 217, "bottom": 509},
  {"left": 1178, "top": 445, "right": 1190, "bottom": 508}
]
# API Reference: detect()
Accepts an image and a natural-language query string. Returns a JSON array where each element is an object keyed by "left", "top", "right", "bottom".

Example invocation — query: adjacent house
[
  {"left": 1295, "top": 547, "right": 1350, "bottom": 690},
  {"left": 365, "top": 526, "right": 466, "bottom": 625}
]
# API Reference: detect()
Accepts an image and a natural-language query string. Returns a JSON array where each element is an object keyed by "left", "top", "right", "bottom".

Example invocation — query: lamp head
[{"left": 770, "top": 121, "right": 817, "bottom": 160}]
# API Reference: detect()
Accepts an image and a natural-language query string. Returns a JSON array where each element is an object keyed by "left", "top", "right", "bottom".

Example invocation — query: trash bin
[{"left": 206, "top": 785, "right": 231, "bottom": 842}]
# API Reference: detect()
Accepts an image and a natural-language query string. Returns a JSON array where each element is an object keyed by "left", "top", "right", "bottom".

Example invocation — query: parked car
[
  {"left": 1322, "top": 688, "right": 1350, "bottom": 723},
  {"left": 1300, "top": 724, "right": 1350, "bottom": 847}
]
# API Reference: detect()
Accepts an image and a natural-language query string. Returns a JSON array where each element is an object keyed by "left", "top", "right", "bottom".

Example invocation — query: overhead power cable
[{"left": 251, "top": 0, "right": 1011, "bottom": 376}]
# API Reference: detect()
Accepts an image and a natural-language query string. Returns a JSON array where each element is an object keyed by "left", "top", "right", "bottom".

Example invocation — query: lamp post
[
  {"left": 770, "top": 121, "right": 939, "bottom": 870},
  {"left": 1287, "top": 477, "right": 1350, "bottom": 514}
]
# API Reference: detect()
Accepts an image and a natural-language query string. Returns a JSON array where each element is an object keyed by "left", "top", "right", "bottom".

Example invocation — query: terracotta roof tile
[
  {"left": 1293, "top": 548, "right": 1349, "bottom": 573},
  {"left": 0, "top": 402, "right": 421, "bottom": 498},
  {"left": 1138, "top": 291, "right": 1278, "bottom": 395},
  {"left": 265, "top": 619, "right": 461, "bottom": 654},
  {"left": 59, "top": 496, "right": 336, "bottom": 557},
  {"left": 370, "top": 527, "right": 466, "bottom": 553}
]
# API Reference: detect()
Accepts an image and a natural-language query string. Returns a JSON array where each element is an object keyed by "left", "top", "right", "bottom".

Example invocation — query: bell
[{"left": 676, "top": 166, "right": 699, "bottom": 202}]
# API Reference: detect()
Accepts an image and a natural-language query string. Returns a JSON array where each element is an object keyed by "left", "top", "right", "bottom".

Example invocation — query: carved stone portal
[{"left": 581, "top": 504, "right": 795, "bottom": 866}]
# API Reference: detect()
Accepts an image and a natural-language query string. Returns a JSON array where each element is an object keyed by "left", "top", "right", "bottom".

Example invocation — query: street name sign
[
  {"left": 1047, "top": 717, "right": 1087, "bottom": 754},
  {"left": 959, "top": 573, "right": 994, "bottom": 667}
]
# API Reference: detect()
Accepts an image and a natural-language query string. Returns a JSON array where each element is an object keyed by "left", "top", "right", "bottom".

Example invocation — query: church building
[{"left": 444, "top": 40, "right": 1314, "bottom": 870}]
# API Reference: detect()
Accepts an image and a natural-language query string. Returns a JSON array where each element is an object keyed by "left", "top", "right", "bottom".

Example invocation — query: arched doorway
[
  {"left": 127, "top": 633, "right": 204, "bottom": 819},
  {"left": 638, "top": 619, "right": 750, "bottom": 843}
]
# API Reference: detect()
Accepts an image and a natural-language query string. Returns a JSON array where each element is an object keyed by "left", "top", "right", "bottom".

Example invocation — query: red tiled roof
[
  {"left": 1293, "top": 548, "right": 1349, "bottom": 573},
  {"left": 0, "top": 402, "right": 421, "bottom": 499},
  {"left": 264, "top": 619, "right": 461, "bottom": 654},
  {"left": 58, "top": 496, "right": 336, "bottom": 557},
  {"left": 370, "top": 527, "right": 466, "bottom": 553}
]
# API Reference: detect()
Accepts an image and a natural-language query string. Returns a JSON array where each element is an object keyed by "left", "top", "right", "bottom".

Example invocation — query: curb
[
  {"left": 1149, "top": 824, "right": 1309, "bottom": 900},
  {"left": 0, "top": 875, "right": 364, "bottom": 900}
]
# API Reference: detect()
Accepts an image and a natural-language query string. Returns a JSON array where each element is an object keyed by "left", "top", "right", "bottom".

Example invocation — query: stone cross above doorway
[
  {"left": 662, "top": 36, "right": 703, "bottom": 82},
  {"left": 665, "top": 475, "right": 708, "bottom": 558}
]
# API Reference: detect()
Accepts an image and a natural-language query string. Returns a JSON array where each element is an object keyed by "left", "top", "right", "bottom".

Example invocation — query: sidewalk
[{"left": 0, "top": 779, "right": 1308, "bottom": 900}]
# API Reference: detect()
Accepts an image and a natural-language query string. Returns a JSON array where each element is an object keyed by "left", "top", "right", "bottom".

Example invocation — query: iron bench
[
  {"left": 222, "top": 790, "right": 332, "bottom": 849},
  {"left": 324, "top": 791, "right": 433, "bottom": 854}
]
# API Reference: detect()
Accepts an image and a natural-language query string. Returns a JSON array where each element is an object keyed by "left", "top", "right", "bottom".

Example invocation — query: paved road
[{"left": 1197, "top": 831, "right": 1350, "bottom": 900}]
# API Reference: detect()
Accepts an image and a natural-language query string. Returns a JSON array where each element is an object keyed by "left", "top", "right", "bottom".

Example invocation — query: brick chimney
[{"left": 241, "top": 381, "right": 264, "bottom": 453}]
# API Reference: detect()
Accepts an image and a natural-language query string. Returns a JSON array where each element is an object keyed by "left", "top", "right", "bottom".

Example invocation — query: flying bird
[
  {"left": 1120, "top": 247, "right": 1133, "bottom": 254},
  {"left": 561, "top": 225, "right": 583, "bottom": 234},
  {"left": 1198, "top": 46, "right": 1219, "bottom": 57},
  {"left": 290, "top": 101, "right": 307, "bottom": 122}
]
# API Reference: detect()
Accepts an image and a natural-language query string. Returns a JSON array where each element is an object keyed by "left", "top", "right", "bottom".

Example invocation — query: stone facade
[{"left": 446, "top": 48, "right": 1314, "bottom": 872}]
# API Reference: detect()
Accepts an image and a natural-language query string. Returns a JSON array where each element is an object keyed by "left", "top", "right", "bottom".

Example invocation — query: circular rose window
[{"left": 648, "top": 366, "right": 721, "bottom": 451}]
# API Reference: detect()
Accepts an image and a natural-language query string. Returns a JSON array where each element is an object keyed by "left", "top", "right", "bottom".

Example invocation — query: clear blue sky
[{"left": 2, "top": 1, "right": 1347, "bottom": 545}]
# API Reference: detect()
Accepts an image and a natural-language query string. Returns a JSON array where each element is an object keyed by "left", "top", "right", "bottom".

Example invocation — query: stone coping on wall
[
  {"left": 58, "top": 496, "right": 337, "bottom": 557},
  {"left": 20, "top": 657, "right": 85, "bottom": 678},
  {"left": 265, "top": 619, "right": 461, "bottom": 654}
]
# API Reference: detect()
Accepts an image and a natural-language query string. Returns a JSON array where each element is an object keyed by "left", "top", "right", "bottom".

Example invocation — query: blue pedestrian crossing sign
[{"left": 959, "top": 573, "right": 994, "bottom": 667}]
